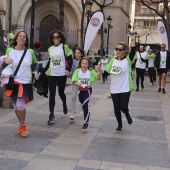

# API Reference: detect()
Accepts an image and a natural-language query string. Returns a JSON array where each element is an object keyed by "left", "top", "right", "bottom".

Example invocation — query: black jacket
[{"left": 155, "top": 50, "right": 170, "bottom": 69}]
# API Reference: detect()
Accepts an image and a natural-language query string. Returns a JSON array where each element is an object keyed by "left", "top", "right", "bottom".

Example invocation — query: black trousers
[
  {"left": 79, "top": 88, "right": 92, "bottom": 123},
  {"left": 136, "top": 68, "right": 145, "bottom": 89},
  {"left": 102, "top": 74, "right": 107, "bottom": 82},
  {"left": 48, "top": 76, "right": 67, "bottom": 113},
  {"left": 148, "top": 67, "right": 156, "bottom": 83},
  {"left": 111, "top": 92, "right": 131, "bottom": 127}
]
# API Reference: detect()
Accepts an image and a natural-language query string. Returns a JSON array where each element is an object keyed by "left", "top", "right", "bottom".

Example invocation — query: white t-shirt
[
  {"left": 100, "top": 58, "right": 108, "bottom": 70},
  {"left": 136, "top": 51, "right": 147, "bottom": 69},
  {"left": 78, "top": 69, "right": 90, "bottom": 88},
  {"left": 159, "top": 51, "right": 167, "bottom": 68},
  {"left": 148, "top": 55, "right": 154, "bottom": 68},
  {"left": 110, "top": 59, "right": 130, "bottom": 94},
  {"left": 5, "top": 48, "right": 37, "bottom": 84},
  {"left": 3, "top": 36, "right": 8, "bottom": 43},
  {"left": 48, "top": 44, "right": 66, "bottom": 76}
]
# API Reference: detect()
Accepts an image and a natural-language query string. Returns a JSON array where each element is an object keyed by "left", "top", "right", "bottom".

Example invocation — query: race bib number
[
  {"left": 51, "top": 60, "right": 62, "bottom": 68},
  {"left": 110, "top": 66, "right": 122, "bottom": 75},
  {"left": 161, "top": 61, "right": 166, "bottom": 66},
  {"left": 79, "top": 78, "right": 90, "bottom": 87}
]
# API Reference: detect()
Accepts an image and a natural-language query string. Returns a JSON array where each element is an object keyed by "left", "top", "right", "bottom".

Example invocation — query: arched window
[{"left": 40, "top": 15, "right": 60, "bottom": 51}]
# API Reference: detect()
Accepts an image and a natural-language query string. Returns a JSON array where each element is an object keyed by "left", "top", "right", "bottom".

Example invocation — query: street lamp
[
  {"left": 134, "top": 31, "right": 138, "bottom": 43},
  {"left": 145, "top": 31, "right": 150, "bottom": 46},
  {"left": 137, "top": 34, "right": 140, "bottom": 42},
  {"left": 106, "top": 16, "right": 112, "bottom": 58},
  {"left": 127, "top": 23, "right": 132, "bottom": 46},
  {"left": 85, "top": 1, "right": 93, "bottom": 24},
  {"left": 128, "top": 23, "right": 132, "bottom": 31}
]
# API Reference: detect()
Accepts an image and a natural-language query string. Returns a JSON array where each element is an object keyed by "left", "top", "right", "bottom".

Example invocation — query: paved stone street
[{"left": 0, "top": 74, "right": 170, "bottom": 170}]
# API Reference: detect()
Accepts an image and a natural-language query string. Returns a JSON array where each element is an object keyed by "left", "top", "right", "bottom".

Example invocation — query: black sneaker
[
  {"left": 126, "top": 114, "right": 133, "bottom": 125},
  {"left": 141, "top": 84, "right": 144, "bottom": 89},
  {"left": 136, "top": 88, "right": 139, "bottom": 92},
  {"left": 48, "top": 114, "right": 55, "bottom": 125},
  {"left": 63, "top": 104, "right": 67, "bottom": 114},
  {"left": 116, "top": 125, "right": 122, "bottom": 132},
  {"left": 158, "top": 88, "right": 161, "bottom": 92},
  {"left": 82, "top": 122, "right": 88, "bottom": 130},
  {"left": 162, "top": 88, "right": 166, "bottom": 94}
]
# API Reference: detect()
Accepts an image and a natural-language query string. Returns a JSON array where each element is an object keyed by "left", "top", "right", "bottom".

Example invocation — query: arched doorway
[{"left": 40, "top": 15, "right": 60, "bottom": 51}]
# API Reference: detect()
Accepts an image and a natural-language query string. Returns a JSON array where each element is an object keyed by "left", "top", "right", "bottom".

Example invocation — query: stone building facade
[
  {"left": 0, "top": 0, "right": 134, "bottom": 54},
  {"left": 134, "top": 2, "right": 161, "bottom": 50}
]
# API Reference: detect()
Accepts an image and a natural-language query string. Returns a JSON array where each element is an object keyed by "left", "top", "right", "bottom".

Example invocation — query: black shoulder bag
[
  {"left": 6, "top": 49, "right": 27, "bottom": 90},
  {"left": 139, "top": 51, "right": 146, "bottom": 63}
]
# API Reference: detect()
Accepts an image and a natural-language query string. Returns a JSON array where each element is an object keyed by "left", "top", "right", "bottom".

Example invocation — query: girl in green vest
[{"left": 72, "top": 58, "right": 101, "bottom": 130}]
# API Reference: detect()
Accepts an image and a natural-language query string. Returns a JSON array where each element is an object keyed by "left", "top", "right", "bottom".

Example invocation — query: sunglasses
[
  {"left": 53, "top": 36, "right": 60, "bottom": 39},
  {"left": 115, "top": 48, "right": 124, "bottom": 51}
]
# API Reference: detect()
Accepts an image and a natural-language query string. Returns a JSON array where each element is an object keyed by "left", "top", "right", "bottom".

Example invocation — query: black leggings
[
  {"left": 79, "top": 88, "right": 92, "bottom": 123},
  {"left": 136, "top": 68, "right": 145, "bottom": 89},
  {"left": 102, "top": 74, "right": 107, "bottom": 82},
  {"left": 111, "top": 92, "right": 131, "bottom": 127},
  {"left": 148, "top": 68, "right": 156, "bottom": 83},
  {"left": 48, "top": 76, "right": 67, "bottom": 113}
]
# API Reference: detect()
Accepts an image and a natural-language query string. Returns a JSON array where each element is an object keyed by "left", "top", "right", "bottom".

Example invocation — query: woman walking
[
  {"left": 43, "top": 30, "right": 72, "bottom": 125},
  {"left": 99, "top": 54, "right": 108, "bottom": 83},
  {"left": 4, "top": 31, "right": 39, "bottom": 137},
  {"left": 146, "top": 49, "right": 156, "bottom": 85},
  {"left": 96, "top": 37, "right": 136, "bottom": 132},
  {"left": 134, "top": 46, "right": 148, "bottom": 91}
]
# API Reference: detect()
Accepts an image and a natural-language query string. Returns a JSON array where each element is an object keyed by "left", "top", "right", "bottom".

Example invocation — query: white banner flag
[
  {"left": 157, "top": 20, "right": 169, "bottom": 50},
  {"left": 84, "top": 11, "right": 104, "bottom": 54}
]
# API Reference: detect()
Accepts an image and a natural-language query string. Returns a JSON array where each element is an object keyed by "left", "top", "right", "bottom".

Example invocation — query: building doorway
[{"left": 40, "top": 15, "right": 60, "bottom": 51}]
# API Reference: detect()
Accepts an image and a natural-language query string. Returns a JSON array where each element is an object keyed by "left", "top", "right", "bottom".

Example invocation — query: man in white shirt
[{"left": 155, "top": 44, "right": 170, "bottom": 93}]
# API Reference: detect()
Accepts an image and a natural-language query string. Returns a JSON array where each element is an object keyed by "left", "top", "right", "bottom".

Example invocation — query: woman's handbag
[{"left": 6, "top": 49, "right": 27, "bottom": 90}]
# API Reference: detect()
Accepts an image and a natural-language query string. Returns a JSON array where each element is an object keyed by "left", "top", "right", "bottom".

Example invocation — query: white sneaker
[
  {"left": 69, "top": 115, "right": 75, "bottom": 120},
  {"left": 153, "top": 81, "right": 157, "bottom": 85}
]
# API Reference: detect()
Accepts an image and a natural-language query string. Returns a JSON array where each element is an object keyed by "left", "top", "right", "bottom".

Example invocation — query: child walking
[
  {"left": 99, "top": 54, "right": 108, "bottom": 82},
  {"left": 146, "top": 49, "right": 156, "bottom": 85},
  {"left": 72, "top": 58, "right": 101, "bottom": 130},
  {"left": 69, "top": 47, "right": 85, "bottom": 120}
]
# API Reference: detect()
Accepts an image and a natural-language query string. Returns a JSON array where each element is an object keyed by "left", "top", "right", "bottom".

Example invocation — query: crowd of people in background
[{"left": 1, "top": 29, "right": 170, "bottom": 137}]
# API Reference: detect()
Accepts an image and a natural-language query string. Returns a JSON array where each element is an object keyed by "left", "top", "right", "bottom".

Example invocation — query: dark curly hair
[{"left": 48, "top": 29, "right": 67, "bottom": 46}]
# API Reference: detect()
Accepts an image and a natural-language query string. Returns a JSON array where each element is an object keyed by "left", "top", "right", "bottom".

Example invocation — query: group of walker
[
  {"left": 1, "top": 29, "right": 169, "bottom": 137},
  {"left": 133, "top": 43, "right": 170, "bottom": 93}
]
